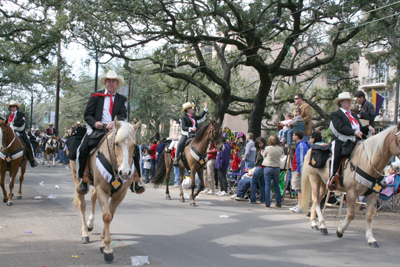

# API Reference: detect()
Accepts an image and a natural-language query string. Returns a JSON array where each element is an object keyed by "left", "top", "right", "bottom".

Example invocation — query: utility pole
[
  {"left": 94, "top": 49, "right": 99, "bottom": 92},
  {"left": 394, "top": 63, "right": 400, "bottom": 125},
  {"left": 55, "top": 40, "right": 61, "bottom": 133},
  {"left": 30, "top": 89, "right": 33, "bottom": 129},
  {"left": 127, "top": 77, "right": 132, "bottom": 121}
]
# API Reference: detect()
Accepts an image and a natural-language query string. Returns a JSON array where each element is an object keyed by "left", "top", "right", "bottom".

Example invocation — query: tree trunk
[
  {"left": 248, "top": 74, "right": 272, "bottom": 138},
  {"left": 211, "top": 89, "right": 231, "bottom": 125}
]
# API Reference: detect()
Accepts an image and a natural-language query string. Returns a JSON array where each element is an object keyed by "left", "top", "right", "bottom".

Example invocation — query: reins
[
  {"left": 1, "top": 124, "right": 17, "bottom": 150},
  {"left": 106, "top": 129, "right": 119, "bottom": 179}
]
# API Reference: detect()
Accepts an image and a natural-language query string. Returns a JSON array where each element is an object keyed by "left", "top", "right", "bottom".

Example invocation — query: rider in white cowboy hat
[
  {"left": 173, "top": 101, "right": 208, "bottom": 167},
  {"left": 5, "top": 100, "right": 38, "bottom": 167},
  {"left": 328, "top": 92, "right": 375, "bottom": 189},
  {"left": 75, "top": 70, "right": 144, "bottom": 195}
]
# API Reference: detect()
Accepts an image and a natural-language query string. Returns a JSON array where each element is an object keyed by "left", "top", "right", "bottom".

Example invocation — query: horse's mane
[
  {"left": 115, "top": 121, "right": 136, "bottom": 143},
  {"left": 192, "top": 122, "right": 211, "bottom": 145},
  {"left": 355, "top": 125, "right": 396, "bottom": 165}
]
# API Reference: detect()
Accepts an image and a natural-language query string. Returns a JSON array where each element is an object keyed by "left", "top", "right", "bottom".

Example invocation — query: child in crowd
[
  {"left": 142, "top": 147, "right": 151, "bottom": 183},
  {"left": 286, "top": 108, "right": 303, "bottom": 145},
  {"left": 278, "top": 113, "right": 294, "bottom": 144},
  {"left": 381, "top": 162, "right": 400, "bottom": 196}
]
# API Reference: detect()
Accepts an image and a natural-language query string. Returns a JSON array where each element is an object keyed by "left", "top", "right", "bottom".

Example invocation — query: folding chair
[
  {"left": 227, "top": 168, "right": 243, "bottom": 195},
  {"left": 377, "top": 174, "right": 400, "bottom": 212},
  {"left": 294, "top": 121, "right": 305, "bottom": 133}
]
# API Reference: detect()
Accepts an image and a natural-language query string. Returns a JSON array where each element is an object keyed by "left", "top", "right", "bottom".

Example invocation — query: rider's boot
[
  {"left": 130, "top": 170, "right": 145, "bottom": 194},
  {"left": 76, "top": 164, "right": 90, "bottom": 194},
  {"left": 327, "top": 173, "right": 340, "bottom": 191}
]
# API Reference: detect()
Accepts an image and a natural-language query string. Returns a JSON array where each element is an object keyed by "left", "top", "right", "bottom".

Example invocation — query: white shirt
[
  {"left": 142, "top": 154, "right": 151, "bottom": 169},
  {"left": 101, "top": 89, "right": 116, "bottom": 125},
  {"left": 340, "top": 108, "right": 360, "bottom": 131}
]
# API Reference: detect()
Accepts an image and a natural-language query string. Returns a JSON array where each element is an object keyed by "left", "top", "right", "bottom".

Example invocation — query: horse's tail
[
  {"left": 301, "top": 150, "right": 312, "bottom": 212},
  {"left": 151, "top": 151, "right": 167, "bottom": 188}
]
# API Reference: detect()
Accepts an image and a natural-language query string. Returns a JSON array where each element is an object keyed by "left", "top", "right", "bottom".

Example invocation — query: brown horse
[
  {"left": 301, "top": 124, "right": 400, "bottom": 247},
  {"left": 152, "top": 119, "right": 224, "bottom": 206},
  {"left": 71, "top": 118, "right": 140, "bottom": 263},
  {"left": 42, "top": 136, "right": 58, "bottom": 167},
  {"left": 0, "top": 119, "right": 28, "bottom": 206}
]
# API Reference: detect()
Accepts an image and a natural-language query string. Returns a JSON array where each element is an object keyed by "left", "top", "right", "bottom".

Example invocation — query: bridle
[{"left": 0, "top": 124, "right": 16, "bottom": 151}]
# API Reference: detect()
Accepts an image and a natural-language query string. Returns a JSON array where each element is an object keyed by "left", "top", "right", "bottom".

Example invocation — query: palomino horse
[
  {"left": 301, "top": 124, "right": 400, "bottom": 247},
  {"left": 70, "top": 118, "right": 140, "bottom": 263},
  {"left": 0, "top": 118, "right": 28, "bottom": 206},
  {"left": 42, "top": 136, "right": 58, "bottom": 167},
  {"left": 152, "top": 119, "right": 224, "bottom": 206}
]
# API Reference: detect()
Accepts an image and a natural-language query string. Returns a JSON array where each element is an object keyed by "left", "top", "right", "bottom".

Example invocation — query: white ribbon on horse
[
  {"left": 95, "top": 157, "right": 135, "bottom": 184},
  {"left": 0, "top": 150, "right": 24, "bottom": 161}
]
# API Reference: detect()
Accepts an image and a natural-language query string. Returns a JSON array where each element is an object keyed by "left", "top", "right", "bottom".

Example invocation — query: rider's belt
[
  {"left": 190, "top": 145, "right": 207, "bottom": 168},
  {"left": 353, "top": 165, "right": 384, "bottom": 196},
  {"left": 96, "top": 151, "right": 134, "bottom": 194},
  {"left": 14, "top": 124, "right": 25, "bottom": 132}
]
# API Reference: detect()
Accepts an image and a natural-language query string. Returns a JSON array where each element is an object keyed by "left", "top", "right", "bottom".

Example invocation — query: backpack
[{"left": 309, "top": 144, "right": 330, "bottom": 168}]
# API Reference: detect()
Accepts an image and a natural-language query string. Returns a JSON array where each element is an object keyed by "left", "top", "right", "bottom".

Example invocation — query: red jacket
[
  {"left": 231, "top": 152, "right": 241, "bottom": 171},
  {"left": 150, "top": 144, "right": 157, "bottom": 159},
  {"left": 291, "top": 152, "right": 297, "bottom": 171},
  {"left": 207, "top": 142, "right": 218, "bottom": 160}
]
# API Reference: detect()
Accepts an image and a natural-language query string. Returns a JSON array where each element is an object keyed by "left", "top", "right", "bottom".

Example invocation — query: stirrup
[
  {"left": 76, "top": 179, "right": 89, "bottom": 195},
  {"left": 327, "top": 173, "right": 340, "bottom": 191}
]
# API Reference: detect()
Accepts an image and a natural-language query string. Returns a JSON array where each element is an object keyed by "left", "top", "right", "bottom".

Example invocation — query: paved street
[{"left": 0, "top": 163, "right": 399, "bottom": 267}]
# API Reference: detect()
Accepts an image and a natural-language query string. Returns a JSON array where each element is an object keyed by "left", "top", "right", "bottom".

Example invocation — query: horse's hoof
[
  {"left": 104, "top": 252, "right": 114, "bottom": 263},
  {"left": 166, "top": 196, "right": 171, "bottom": 200},
  {"left": 81, "top": 236, "right": 89, "bottom": 244},
  {"left": 190, "top": 203, "right": 197, "bottom": 207},
  {"left": 100, "top": 247, "right": 105, "bottom": 254},
  {"left": 336, "top": 230, "right": 343, "bottom": 238},
  {"left": 369, "top": 242, "right": 379, "bottom": 248},
  {"left": 180, "top": 198, "right": 185, "bottom": 203},
  {"left": 17, "top": 196, "right": 22, "bottom": 200},
  {"left": 311, "top": 225, "right": 319, "bottom": 231},
  {"left": 7, "top": 202, "right": 13, "bottom": 206},
  {"left": 320, "top": 228, "right": 328, "bottom": 235},
  {"left": 87, "top": 227, "right": 93, "bottom": 232},
  {"left": 3, "top": 198, "right": 7, "bottom": 203}
]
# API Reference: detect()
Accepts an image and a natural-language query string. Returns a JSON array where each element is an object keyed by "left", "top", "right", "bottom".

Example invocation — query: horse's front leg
[
  {"left": 179, "top": 166, "right": 185, "bottom": 202},
  {"left": 365, "top": 193, "right": 379, "bottom": 247},
  {"left": 17, "top": 162, "right": 27, "bottom": 199},
  {"left": 192, "top": 169, "right": 204, "bottom": 199},
  {"left": 7, "top": 169, "right": 17, "bottom": 206},
  {"left": 337, "top": 190, "right": 357, "bottom": 238},
  {"left": 189, "top": 169, "right": 197, "bottom": 207},
  {"left": 87, "top": 188, "right": 97, "bottom": 232},
  {"left": 165, "top": 161, "right": 171, "bottom": 200},
  {"left": 97, "top": 187, "right": 114, "bottom": 263},
  {"left": 52, "top": 152, "right": 56, "bottom": 167},
  {"left": 1, "top": 171, "right": 8, "bottom": 203}
]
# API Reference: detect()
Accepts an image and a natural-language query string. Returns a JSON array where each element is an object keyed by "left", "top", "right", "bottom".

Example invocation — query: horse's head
[
  {"left": 209, "top": 119, "right": 224, "bottom": 152},
  {"left": 113, "top": 118, "right": 140, "bottom": 181},
  {"left": 392, "top": 122, "right": 400, "bottom": 157},
  {"left": 0, "top": 119, "right": 12, "bottom": 151}
]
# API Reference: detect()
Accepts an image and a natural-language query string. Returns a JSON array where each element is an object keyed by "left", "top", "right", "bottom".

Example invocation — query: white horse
[
  {"left": 301, "top": 123, "right": 400, "bottom": 247},
  {"left": 42, "top": 136, "right": 58, "bottom": 167},
  {"left": 71, "top": 118, "right": 140, "bottom": 263}
]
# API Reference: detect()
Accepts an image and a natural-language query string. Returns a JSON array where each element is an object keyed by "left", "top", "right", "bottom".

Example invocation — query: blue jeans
[
  {"left": 63, "top": 151, "right": 69, "bottom": 164},
  {"left": 245, "top": 161, "right": 255, "bottom": 168},
  {"left": 58, "top": 149, "right": 64, "bottom": 162},
  {"left": 174, "top": 166, "right": 180, "bottom": 185},
  {"left": 287, "top": 129, "right": 294, "bottom": 144},
  {"left": 143, "top": 169, "right": 150, "bottom": 183},
  {"left": 150, "top": 158, "right": 156, "bottom": 178},
  {"left": 250, "top": 167, "right": 265, "bottom": 203},
  {"left": 264, "top": 167, "right": 282, "bottom": 205},
  {"left": 141, "top": 160, "right": 144, "bottom": 176},
  {"left": 237, "top": 177, "right": 251, "bottom": 197},
  {"left": 279, "top": 129, "right": 290, "bottom": 140}
]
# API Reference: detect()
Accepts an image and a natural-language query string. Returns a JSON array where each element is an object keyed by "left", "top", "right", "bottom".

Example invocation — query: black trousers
[
  {"left": 330, "top": 139, "right": 343, "bottom": 177},
  {"left": 175, "top": 135, "right": 187, "bottom": 160},
  {"left": 77, "top": 133, "right": 142, "bottom": 179},
  {"left": 217, "top": 169, "right": 227, "bottom": 192},
  {"left": 18, "top": 131, "right": 35, "bottom": 162}
]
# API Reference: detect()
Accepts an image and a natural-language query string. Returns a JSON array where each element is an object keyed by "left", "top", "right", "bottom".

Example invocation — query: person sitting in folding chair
[
  {"left": 381, "top": 162, "right": 400, "bottom": 197},
  {"left": 231, "top": 168, "right": 255, "bottom": 201}
]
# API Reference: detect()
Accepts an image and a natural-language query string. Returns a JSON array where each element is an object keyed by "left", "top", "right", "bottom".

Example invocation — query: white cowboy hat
[
  {"left": 6, "top": 100, "right": 21, "bottom": 108},
  {"left": 181, "top": 102, "right": 196, "bottom": 112},
  {"left": 48, "top": 123, "right": 53, "bottom": 126},
  {"left": 99, "top": 70, "right": 125, "bottom": 87},
  {"left": 333, "top": 92, "right": 355, "bottom": 106},
  {"left": 76, "top": 121, "right": 81, "bottom": 125}
]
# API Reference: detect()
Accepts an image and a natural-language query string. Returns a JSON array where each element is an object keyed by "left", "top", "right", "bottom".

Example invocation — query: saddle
[{"left": 327, "top": 157, "right": 349, "bottom": 191}]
